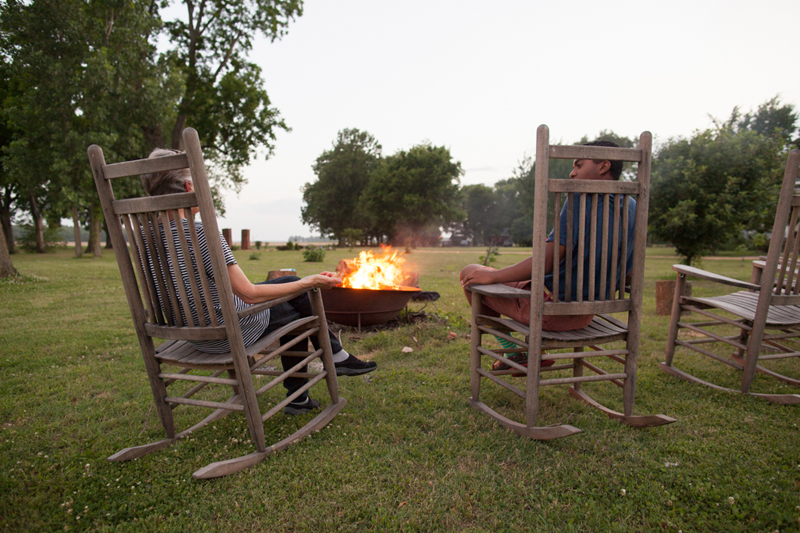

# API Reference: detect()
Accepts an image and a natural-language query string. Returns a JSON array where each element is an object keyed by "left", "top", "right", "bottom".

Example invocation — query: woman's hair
[{"left": 140, "top": 148, "right": 192, "bottom": 196}]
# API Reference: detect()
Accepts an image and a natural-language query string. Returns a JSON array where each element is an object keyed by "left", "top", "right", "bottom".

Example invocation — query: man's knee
[{"left": 460, "top": 263, "right": 484, "bottom": 281}]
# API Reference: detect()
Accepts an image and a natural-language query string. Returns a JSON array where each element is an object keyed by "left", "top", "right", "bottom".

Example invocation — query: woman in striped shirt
[{"left": 141, "top": 148, "right": 377, "bottom": 415}]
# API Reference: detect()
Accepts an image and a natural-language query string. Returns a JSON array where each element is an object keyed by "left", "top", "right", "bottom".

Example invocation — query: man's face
[{"left": 569, "top": 159, "right": 609, "bottom": 180}]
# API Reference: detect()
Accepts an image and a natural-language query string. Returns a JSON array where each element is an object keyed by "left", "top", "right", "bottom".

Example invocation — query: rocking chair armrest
[
  {"left": 672, "top": 264, "right": 760, "bottom": 291},
  {"left": 236, "top": 288, "right": 314, "bottom": 319},
  {"left": 466, "top": 283, "right": 531, "bottom": 298}
]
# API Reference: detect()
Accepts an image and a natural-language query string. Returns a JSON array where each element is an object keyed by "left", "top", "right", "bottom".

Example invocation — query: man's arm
[
  {"left": 460, "top": 241, "right": 566, "bottom": 287},
  {"left": 227, "top": 264, "right": 341, "bottom": 305}
]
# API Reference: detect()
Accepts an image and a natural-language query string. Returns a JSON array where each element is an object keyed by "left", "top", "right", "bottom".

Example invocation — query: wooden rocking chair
[
  {"left": 467, "top": 124, "right": 675, "bottom": 439},
  {"left": 660, "top": 149, "right": 800, "bottom": 404},
  {"left": 88, "top": 128, "right": 346, "bottom": 479}
]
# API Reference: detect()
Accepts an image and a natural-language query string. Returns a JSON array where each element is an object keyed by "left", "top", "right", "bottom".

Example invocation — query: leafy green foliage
[
  {"left": 302, "top": 246, "right": 326, "bottom": 262},
  {"left": 163, "top": 0, "right": 302, "bottom": 208},
  {"left": 302, "top": 129, "right": 382, "bottom": 244},
  {"left": 458, "top": 184, "right": 500, "bottom": 246},
  {"left": 341, "top": 228, "right": 364, "bottom": 249},
  {"left": 478, "top": 246, "right": 500, "bottom": 266},
  {"left": 363, "top": 143, "right": 463, "bottom": 245},
  {"left": 650, "top": 127, "right": 787, "bottom": 264}
]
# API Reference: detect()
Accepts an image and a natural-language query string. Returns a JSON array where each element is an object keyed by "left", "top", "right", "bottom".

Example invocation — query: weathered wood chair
[
  {"left": 88, "top": 128, "right": 346, "bottom": 479},
  {"left": 467, "top": 124, "right": 675, "bottom": 439},
  {"left": 661, "top": 149, "right": 800, "bottom": 404}
]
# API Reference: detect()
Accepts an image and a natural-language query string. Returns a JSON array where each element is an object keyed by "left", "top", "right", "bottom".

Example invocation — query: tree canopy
[
  {"left": 301, "top": 128, "right": 381, "bottom": 245},
  {"left": 650, "top": 97, "right": 796, "bottom": 264},
  {"left": 0, "top": 0, "right": 302, "bottom": 256},
  {"left": 164, "top": 0, "right": 302, "bottom": 197},
  {"left": 362, "top": 143, "right": 463, "bottom": 246}
]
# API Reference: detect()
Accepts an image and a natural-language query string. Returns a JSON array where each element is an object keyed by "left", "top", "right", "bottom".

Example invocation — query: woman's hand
[{"left": 303, "top": 272, "right": 342, "bottom": 289}]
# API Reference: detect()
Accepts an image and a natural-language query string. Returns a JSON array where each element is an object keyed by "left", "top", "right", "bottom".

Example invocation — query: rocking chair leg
[
  {"left": 469, "top": 294, "right": 483, "bottom": 404},
  {"left": 664, "top": 273, "right": 686, "bottom": 367}
]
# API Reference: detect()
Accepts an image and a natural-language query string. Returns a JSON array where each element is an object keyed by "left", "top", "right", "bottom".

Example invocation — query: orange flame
[{"left": 339, "top": 247, "right": 407, "bottom": 290}]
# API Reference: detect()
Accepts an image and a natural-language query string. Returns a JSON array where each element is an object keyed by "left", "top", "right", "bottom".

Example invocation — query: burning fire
[{"left": 337, "top": 247, "right": 409, "bottom": 290}]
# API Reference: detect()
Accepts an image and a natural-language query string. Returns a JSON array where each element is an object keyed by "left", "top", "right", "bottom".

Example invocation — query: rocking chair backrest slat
[
  {"left": 599, "top": 193, "right": 610, "bottom": 302},
  {"left": 565, "top": 194, "right": 574, "bottom": 301},
  {"left": 619, "top": 195, "right": 631, "bottom": 300},
  {"left": 185, "top": 212, "right": 220, "bottom": 327},
  {"left": 122, "top": 214, "right": 160, "bottom": 325},
  {"left": 140, "top": 211, "right": 176, "bottom": 326},
  {"left": 576, "top": 194, "right": 587, "bottom": 303},
  {"left": 552, "top": 192, "right": 561, "bottom": 302},
  {"left": 160, "top": 210, "right": 196, "bottom": 327},
  {"left": 588, "top": 193, "right": 598, "bottom": 302},
  {"left": 609, "top": 194, "right": 621, "bottom": 299},
  {"left": 173, "top": 210, "right": 208, "bottom": 327}
]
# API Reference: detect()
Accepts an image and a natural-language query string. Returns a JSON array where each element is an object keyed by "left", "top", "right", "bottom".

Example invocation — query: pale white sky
[{"left": 211, "top": 0, "right": 800, "bottom": 242}]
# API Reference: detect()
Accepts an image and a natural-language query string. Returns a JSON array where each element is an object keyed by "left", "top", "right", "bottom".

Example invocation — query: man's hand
[{"left": 461, "top": 268, "right": 496, "bottom": 288}]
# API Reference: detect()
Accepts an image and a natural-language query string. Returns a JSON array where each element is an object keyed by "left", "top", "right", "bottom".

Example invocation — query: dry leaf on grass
[{"left": 401, "top": 347, "right": 413, "bottom": 353}]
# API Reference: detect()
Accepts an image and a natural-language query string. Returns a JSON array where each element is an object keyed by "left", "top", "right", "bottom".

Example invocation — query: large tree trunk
[
  {"left": 29, "top": 193, "right": 46, "bottom": 253},
  {"left": 143, "top": 123, "right": 164, "bottom": 150},
  {"left": 171, "top": 114, "right": 187, "bottom": 150},
  {"left": 85, "top": 202, "right": 103, "bottom": 257},
  {"left": 72, "top": 203, "right": 82, "bottom": 258},
  {"left": 0, "top": 187, "right": 15, "bottom": 254},
  {"left": 0, "top": 223, "right": 17, "bottom": 278}
]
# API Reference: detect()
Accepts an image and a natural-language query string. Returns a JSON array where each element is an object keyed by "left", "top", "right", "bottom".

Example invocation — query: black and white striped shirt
[{"left": 140, "top": 218, "right": 269, "bottom": 353}]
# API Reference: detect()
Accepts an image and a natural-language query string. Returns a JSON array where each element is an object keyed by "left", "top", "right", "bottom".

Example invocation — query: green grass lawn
[{"left": 1, "top": 246, "right": 798, "bottom": 532}]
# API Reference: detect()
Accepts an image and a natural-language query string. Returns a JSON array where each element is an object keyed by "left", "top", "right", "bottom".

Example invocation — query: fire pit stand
[{"left": 321, "top": 286, "right": 421, "bottom": 331}]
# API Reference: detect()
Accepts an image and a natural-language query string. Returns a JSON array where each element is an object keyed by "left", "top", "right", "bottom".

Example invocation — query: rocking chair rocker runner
[
  {"left": 660, "top": 149, "right": 800, "bottom": 403},
  {"left": 89, "top": 128, "right": 346, "bottom": 479},
  {"left": 466, "top": 124, "right": 675, "bottom": 439}
]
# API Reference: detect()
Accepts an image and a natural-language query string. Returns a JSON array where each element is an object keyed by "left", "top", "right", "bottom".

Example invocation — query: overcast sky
[{"left": 210, "top": 0, "right": 800, "bottom": 242}]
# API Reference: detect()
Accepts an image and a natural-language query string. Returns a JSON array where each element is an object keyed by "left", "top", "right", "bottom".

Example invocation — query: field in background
[{"left": 1, "top": 247, "right": 798, "bottom": 532}]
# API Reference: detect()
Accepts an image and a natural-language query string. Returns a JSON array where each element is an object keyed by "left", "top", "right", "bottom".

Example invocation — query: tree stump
[
  {"left": 655, "top": 280, "right": 692, "bottom": 316},
  {"left": 268, "top": 269, "right": 296, "bottom": 280},
  {"left": 241, "top": 229, "right": 250, "bottom": 250},
  {"left": 222, "top": 228, "right": 232, "bottom": 247}
]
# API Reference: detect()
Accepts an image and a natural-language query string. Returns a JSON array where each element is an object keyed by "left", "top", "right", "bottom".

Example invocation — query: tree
[
  {"left": 164, "top": 0, "right": 302, "bottom": 205},
  {"left": 1, "top": 0, "right": 173, "bottom": 255},
  {"left": 301, "top": 128, "right": 382, "bottom": 245},
  {"left": 459, "top": 184, "right": 500, "bottom": 245},
  {"left": 362, "top": 143, "right": 463, "bottom": 246},
  {"left": 650, "top": 128, "right": 786, "bottom": 264},
  {"left": 0, "top": 222, "right": 16, "bottom": 277},
  {"left": 719, "top": 95, "right": 799, "bottom": 148}
]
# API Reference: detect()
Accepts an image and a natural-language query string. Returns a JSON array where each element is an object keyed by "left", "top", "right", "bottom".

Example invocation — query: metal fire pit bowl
[{"left": 321, "top": 286, "right": 421, "bottom": 328}]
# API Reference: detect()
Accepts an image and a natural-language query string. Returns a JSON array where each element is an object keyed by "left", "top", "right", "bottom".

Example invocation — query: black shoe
[
  {"left": 283, "top": 396, "right": 321, "bottom": 416},
  {"left": 334, "top": 354, "right": 377, "bottom": 376}
]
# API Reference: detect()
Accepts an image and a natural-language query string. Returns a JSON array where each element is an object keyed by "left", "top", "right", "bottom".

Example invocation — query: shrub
[
  {"left": 303, "top": 247, "right": 326, "bottom": 262},
  {"left": 255, "top": 241, "right": 262, "bottom": 250},
  {"left": 249, "top": 252, "right": 261, "bottom": 260}
]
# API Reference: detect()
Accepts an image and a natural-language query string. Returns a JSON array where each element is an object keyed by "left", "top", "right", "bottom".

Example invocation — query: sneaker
[
  {"left": 283, "top": 396, "right": 321, "bottom": 416},
  {"left": 491, "top": 352, "right": 555, "bottom": 372},
  {"left": 334, "top": 354, "right": 378, "bottom": 376}
]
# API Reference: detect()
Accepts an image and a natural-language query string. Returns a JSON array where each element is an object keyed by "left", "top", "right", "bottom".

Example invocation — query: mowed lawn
[{"left": 1, "top": 246, "right": 798, "bottom": 532}]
